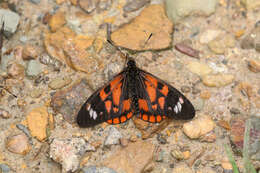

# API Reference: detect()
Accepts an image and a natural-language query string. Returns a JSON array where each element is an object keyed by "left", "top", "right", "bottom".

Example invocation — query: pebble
[
  {"left": 0, "top": 163, "right": 11, "bottom": 173},
  {"left": 200, "top": 90, "right": 211, "bottom": 99},
  {"left": 16, "top": 124, "right": 32, "bottom": 141},
  {"left": 79, "top": 0, "right": 97, "bottom": 13},
  {"left": 172, "top": 164, "right": 193, "bottom": 173},
  {"left": 97, "top": 0, "right": 112, "bottom": 11},
  {"left": 48, "top": 11, "right": 66, "bottom": 32},
  {"left": 6, "top": 133, "right": 31, "bottom": 155},
  {"left": 26, "top": 60, "right": 43, "bottom": 77},
  {"left": 50, "top": 138, "right": 88, "bottom": 173},
  {"left": 230, "top": 107, "right": 240, "bottom": 114},
  {"left": 123, "top": 0, "right": 150, "bottom": 13},
  {"left": 26, "top": 106, "right": 49, "bottom": 141},
  {"left": 200, "top": 29, "right": 222, "bottom": 44},
  {"left": 202, "top": 74, "right": 234, "bottom": 87},
  {"left": 240, "top": 34, "right": 255, "bottom": 49},
  {"left": 230, "top": 117, "right": 245, "bottom": 152},
  {"left": 111, "top": 5, "right": 173, "bottom": 51},
  {"left": 187, "top": 61, "right": 213, "bottom": 77},
  {"left": 30, "top": 88, "right": 43, "bottom": 98},
  {"left": 241, "top": 0, "right": 260, "bottom": 10},
  {"left": 48, "top": 76, "right": 72, "bottom": 90},
  {"left": 217, "top": 120, "right": 231, "bottom": 130},
  {"left": 200, "top": 132, "right": 216, "bottom": 142},
  {"left": 0, "top": 9, "right": 20, "bottom": 37},
  {"left": 193, "top": 98, "right": 204, "bottom": 111},
  {"left": 165, "top": 0, "right": 217, "bottom": 23},
  {"left": 39, "top": 54, "right": 62, "bottom": 71},
  {"left": 221, "top": 158, "right": 233, "bottom": 170},
  {"left": 29, "top": 0, "right": 41, "bottom": 4},
  {"left": 51, "top": 79, "right": 91, "bottom": 123},
  {"left": 22, "top": 44, "right": 39, "bottom": 60},
  {"left": 104, "top": 126, "right": 122, "bottom": 146},
  {"left": 154, "top": 148, "right": 165, "bottom": 162},
  {"left": 0, "top": 108, "right": 11, "bottom": 119},
  {"left": 120, "top": 138, "right": 129, "bottom": 147},
  {"left": 181, "top": 85, "right": 191, "bottom": 93},
  {"left": 175, "top": 43, "right": 200, "bottom": 59},
  {"left": 157, "top": 133, "right": 167, "bottom": 144},
  {"left": 104, "top": 141, "right": 155, "bottom": 173},
  {"left": 171, "top": 149, "right": 184, "bottom": 160},
  {"left": 248, "top": 59, "right": 260, "bottom": 73},
  {"left": 208, "top": 34, "right": 236, "bottom": 54},
  {"left": 183, "top": 115, "right": 215, "bottom": 139},
  {"left": 81, "top": 166, "right": 117, "bottom": 173},
  {"left": 7, "top": 62, "right": 25, "bottom": 79}
]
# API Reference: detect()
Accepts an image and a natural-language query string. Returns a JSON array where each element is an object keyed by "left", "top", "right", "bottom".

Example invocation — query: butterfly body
[{"left": 77, "top": 59, "right": 195, "bottom": 128}]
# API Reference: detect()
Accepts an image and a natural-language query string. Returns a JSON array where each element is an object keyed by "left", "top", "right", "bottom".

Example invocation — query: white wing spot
[
  {"left": 89, "top": 108, "right": 93, "bottom": 118},
  {"left": 86, "top": 104, "right": 91, "bottom": 111},
  {"left": 174, "top": 105, "right": 178, "bottom": 114},
  {"left": 179, "top": 97, "right": 184, "bottom": 104},
  {"left": 177, "top": 102, "right": 182, "bottom": 112},
  {"left": 93, "top": 111, "right": 97, "bottom": 120}
]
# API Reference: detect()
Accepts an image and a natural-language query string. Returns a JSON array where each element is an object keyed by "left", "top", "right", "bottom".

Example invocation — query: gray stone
[
  {"left": 26, "top": 60, "right": 43, "bottom": 77},
  {"left": 165, "top": 0, "right": 217, "bottom": 23},
  {"left": 29, "top": 0, "right": 41, "bottom": 4},
  {"left": 0, "top": 164, "right": 11, "bottom": 173},
  {"left": 82, "top": 166, "right": 117, "bottom": 173},
  {"left": 104, "top": 126, "right": 122, "bottom": 146},
  {"left": 123, "top": 0, "right": 150, "bottom": 13},
  {"left": 0, "top": 9, "right": 20, "bottom": 37}
]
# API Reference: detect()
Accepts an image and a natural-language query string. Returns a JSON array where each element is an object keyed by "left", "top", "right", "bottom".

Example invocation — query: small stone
[
  {"left": 22, "top": 44, "right": 39, "bottom": 60},
  {"left": 133, "top": 117, "right": 149, "bottom": 130},
  {"left": 56, "top": 0, "right": 66, "bottom": 4},
  {"left": 16, "top": 124, "right": 32, "bottom": 140},
  {"left": 79, "top": 0, "right": 97, "bottom": 13},
  {"left": 51, "top": 79, "right": 92, "bottom": 123},
  {"left": 200, "top": 132, "right": 216, "bottom": 142},
  {"left": 165, "top": 0, "right": 217, "bottom": 23},
  {"left": 241, "top": 0, "right": 260, "bottom": 10},
  {"left": 187, "top": 61, "right": 213, "bottom": 77},
  {"left": 0, "top": 9, "right": 20, "bottom": 37},
  {"left": 182, "top": 151, "right": 190, "bottom": 160},
  {"left": 6, "top": 133, "right": 30, "bottom": 155},
  {"left": 154, "top": 148, "right": 165, "bottom": 162},
  {"left": 104, "top": 141, "right": 155, "bottom": 173},
  {"left": 81, "top": 166, "right": 117, "bottom": 173},
  {"left": 50, "top": 138, "right": 88, "bottom": 173},
  {"left": 200, "top": 29, "right": 222, "bottom": 44},
  {"left": 217, "top": 120, "right": 231, "bottom": 130},
  {"left": 104, "top": 126, "right": 122, "bottom": 146},
  {"left": 120, "top": 138, "right": 129, "bottom": 147},
  {"left": 208, "top": 35, "right": 236, "bottom": 54},
  {"left": 171, "top": 149, "right": 184, "bottom": 160},
  {"left": 221, "top": 158, "right": 233, "bottom": 170},
  {"left": 157, "top": 133, "right": 167, "bottom": 144},
  {"left": 7, "top": 62, "right": 25, "bottom": 79},
  {"left": 48, "top": 76, "right": 72, "bottom": 90},
  {"left": 111, "top": 5, "right": 173, "bottom": 51},
  {"left": 202, "top": 74, "right": 234, "bottom": 87},
  {"left": 193, "top": 98, "right": 204, "bottom": 111},
  {"left": 123, "top": 0, "right": 150, "bottom": 13},
  {"left": 30, "top": 88, "right": 43, "bottom": 98},
  {"left": 248, "top": 59, "right": 260, "bottom": 73},
  {"left": 175, "top": 43, "right": 200, "bottom": 59},
  {"left": 39, "top": 54, "right": 62, "bottom": 71},
  {"left": 240, "top": 34, "right": 255, "bottom": 49},
  {"left": 49, "top": 11, "right": 66, "bottom": 32},
  {"left": 181, "top": 86, "right": 191, "bottom": 93},
  {"left": 17, "top": 98, "right": 27, "bottom": 108},
  {"left": 172, "top": 164, "right": 193, "bottom": 173},
  {"left": 0, "top": 108, "right": 11, "bottom": 119},
  {"left": 70, "top": 0, "right": 78, "bottom": 5},
  {"left": 183, "top": 115, "right": 215, "bottom": 139},
  {"left": 230, "top": 117, "right": 245, "bottom": 152},
  {"left": 29, "top": 0, "right": 41, "bottom": 4},
  {"left": 230, "top": 107, "right": 240, "bottom": 114},
  {"left": 26, "top": 60, "right": 43, "bottom": 77},
  {"left": 97, "top": 0, "right": 112, "bottom": 11},
  {"left": 200, "top": 90, "right": 211, "bottom": 99},
  {"left": 26, "top": 106, "right": 49, "bottom": 141},
  {"left": 0, "top": 163, "right": 11, "bottom": 173}
]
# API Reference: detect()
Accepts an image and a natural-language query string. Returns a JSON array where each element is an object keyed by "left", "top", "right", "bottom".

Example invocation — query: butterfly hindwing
[
  {"left": 77, "top": 72, "right": 133, "bottom": 127},
  {"left": 137, "top": 70, "right": 195, "bottom": 122}
]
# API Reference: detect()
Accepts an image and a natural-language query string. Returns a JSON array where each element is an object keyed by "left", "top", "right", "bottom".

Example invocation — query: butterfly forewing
[{"left": 77, "top": 72, "right": 134, "bottom": 127}]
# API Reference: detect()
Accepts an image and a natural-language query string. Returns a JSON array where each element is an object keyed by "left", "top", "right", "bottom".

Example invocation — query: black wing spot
[
  {"left": 157, "top": 82, "right": 164, "bottom": 90},
  {"left": 104, "top": 85, "right": 110, "bottom": 94}
]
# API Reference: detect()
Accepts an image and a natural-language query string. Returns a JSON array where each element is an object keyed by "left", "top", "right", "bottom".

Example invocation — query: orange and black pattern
[{"left": 77, "top": 59, "right": 195, "bottom": 128}]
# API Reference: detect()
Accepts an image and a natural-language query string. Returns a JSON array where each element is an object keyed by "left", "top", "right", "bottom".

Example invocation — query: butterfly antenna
[
  {"left": 106, "top": 24, "right": 129, "bottom": 64},
  {"left": 0, "top": 86, "right": 17, "bottom": 98},
  {"left": 0, "top": 18, "right": 4, "bottom": 64},
  {"left": 144, "top": 33, "right": 153, "bottom": 45}
]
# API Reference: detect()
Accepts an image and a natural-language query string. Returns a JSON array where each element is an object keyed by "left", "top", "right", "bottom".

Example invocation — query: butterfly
[{"left": 77, "top": 57, "right": 195, "bottom": 128}]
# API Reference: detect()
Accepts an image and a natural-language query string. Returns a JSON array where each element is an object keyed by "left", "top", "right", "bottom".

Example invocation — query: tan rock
[
  {"left": 200, "top": 90, "right": 211, "bottom": 99},
  {"left": 111, "top": 5, "right": 173, "bottom": 51},
  {"left": 187, "top": 61, "right": 213, "bottom": 77},
  {"left": 22, "top": 44, "right": 40, "bottom": 60},
  {"left": 202, "top": 74, "right": 234, "bottom": 87},
  {"left": 44, "top": 27, "right": 99, "bottom": 73},
  {"left": 104, "top": 140, "right": 154, "bottom": 173},
  {"left": 248, "top": 59, "right": 260, "bottom": 73},
  {"left": 48, "top": 76, "right": 72, "bottom": 90},
  {"left": 56, "top": 0, "right": 67, "bottom": 4},
  {"left": 6, "top": 134, "right": 30, "bottom": 155},
  {"left": 172, "top": 164, "right": 193, "bottom": 173},
  {"left": 183, "top": 115, "right": 215, "bottom": 139},
  {"left": 208, "top": 34, "right": 235, "bottom": 54},
  {"left": 70, "top": 0, "right": 78, "bottom": 5},
  {"left": 49, "top": 11, "right": 66, "bottom": 32},
  {"left": 7, "top": 62, "right": 25, "bottom": 79},
  {"left": 26, "top": 106, "right": 49, "bottom": 141}
]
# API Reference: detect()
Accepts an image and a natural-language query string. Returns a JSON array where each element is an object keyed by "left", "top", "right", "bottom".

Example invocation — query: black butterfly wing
[
  {"left": 136, "top": 69, "right": 195, "bottom": 123},
  {"left": 77, "top": 72, "right": 133, "bottom": 128}
]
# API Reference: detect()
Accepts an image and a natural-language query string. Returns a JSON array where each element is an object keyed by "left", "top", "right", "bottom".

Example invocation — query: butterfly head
[{"left": 127, "top": 58, "right": 136, "bottom": 68}]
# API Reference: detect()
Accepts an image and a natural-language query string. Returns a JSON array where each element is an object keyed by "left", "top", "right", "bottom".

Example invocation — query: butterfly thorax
[{"left": 126, "top": 60, "right": 140, "bottom": 114}]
